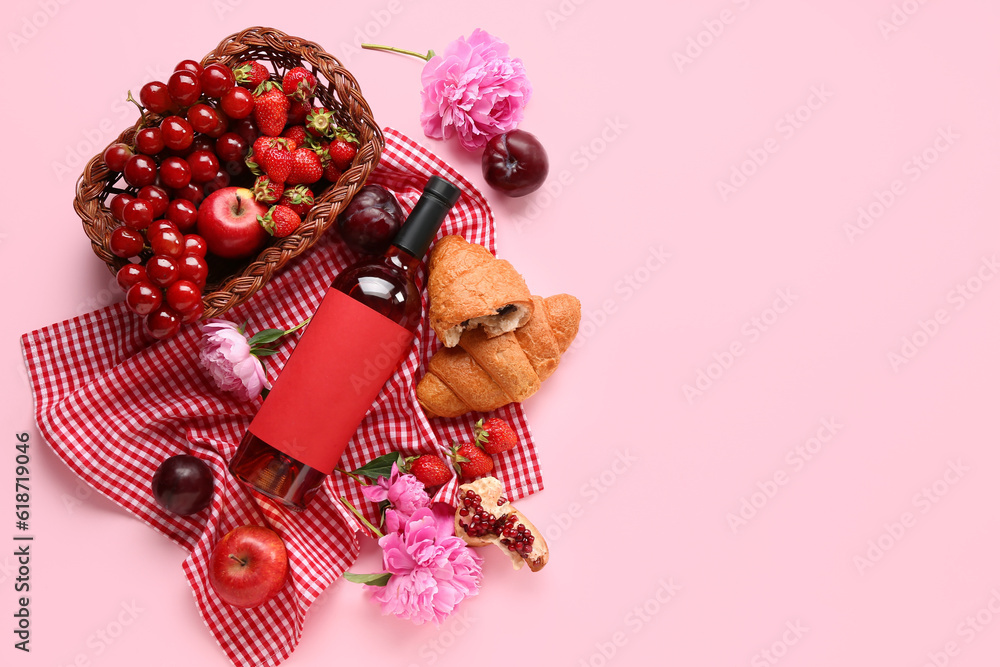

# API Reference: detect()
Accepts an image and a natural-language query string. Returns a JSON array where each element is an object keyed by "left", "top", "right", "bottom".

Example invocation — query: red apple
[
  {"left": 208, "top": 526, "right": 288, "bottom": 608},
  {"left": 196, "top": 186, "right": 268, "bottom": 259}
]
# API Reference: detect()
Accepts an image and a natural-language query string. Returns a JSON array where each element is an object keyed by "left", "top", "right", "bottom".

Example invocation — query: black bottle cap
[{"left": 392, "top": 176, "right": 462, "bottom": 259}]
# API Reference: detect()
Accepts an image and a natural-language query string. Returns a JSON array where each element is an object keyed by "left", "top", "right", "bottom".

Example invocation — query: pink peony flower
[
  {"left": 198, "top": 319, "right": 267, "bottom": 401},
  {"left": 419, "top": 29, "right": 532, "bottom": 151},
  {"left": 361, "top": 463, "right": 430, "bottom": 525},
  {"left": 367, "top": 505, "right": 483, "bottom": 624}
]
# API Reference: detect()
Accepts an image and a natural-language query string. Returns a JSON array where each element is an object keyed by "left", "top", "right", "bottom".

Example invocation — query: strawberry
[
  {"left": 281, "top": 125, "right": 308, "bottom": 147},
  {"left": 475, "top": 417, "right": 518, "bottom": 454},
  {"left": 286, "top": 148, "right": 323, "bottom": 185},
  {"left": 259, "top": 142, "right": 293, "bottom": 182},
  {"left": 258, "top": 204, "right": 301, "bottom": 238},
  {"left": 328, "top": 136, "right": 358, "bottom": 170},
  {"left": 282, "top": 66, "right": 317, "bottom": 103},
  {"left": 451, "top": 442, "right": 494, "bottom": 480},
  {"left": 305, "top": 106, "right": 336, "bottom": 138},
  {"left": 406, "top": 455, "right": 452, "bottom": 488},
  {"left": 287, "top": 100, "right": 310, "bottom": 126},
  {"left": 233, "top": 61, "right": 268, "bottom": 90},
  {"left": 253, "top": 82, "right": 289, "bottom": 137},
  {"left": 252, "top": 175, "right": 284, "bottom": 204},
  {"left": 278, "top": 185, "right": 315, "bottom": 217},
  {"left": 248, "top": 137, "right": 290, "bottom": 177}
]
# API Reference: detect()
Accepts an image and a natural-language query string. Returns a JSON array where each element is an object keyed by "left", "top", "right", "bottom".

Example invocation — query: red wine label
[{"left": 248, "top": 289, "right": 414, "bottom": 475}]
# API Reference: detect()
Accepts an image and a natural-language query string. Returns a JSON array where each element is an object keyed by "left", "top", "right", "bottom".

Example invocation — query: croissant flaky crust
[
  {"left": 428, "top": 235, "right": 534, "bottom": 347},
  {"left": 417, "top": 294, "right": 581, "bottom": 418}
]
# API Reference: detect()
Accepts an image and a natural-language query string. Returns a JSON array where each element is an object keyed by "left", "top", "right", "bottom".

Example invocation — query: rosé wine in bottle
[{"left": 228, "top": 176, "right": 461, "bottom": 510}]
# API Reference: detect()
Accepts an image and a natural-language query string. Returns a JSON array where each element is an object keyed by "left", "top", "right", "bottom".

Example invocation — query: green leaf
[
  {"left": 349, "top": 451, "right": 404, "bottom": 482},
  {"left": 251, "top": 348, "right": 280, "bottom": 357},
  {"left": 343, "top": 571, "right": 392, "bottom": 586},
  {"left": 248, "top": 328, "right": 286, "bottom": 346}
]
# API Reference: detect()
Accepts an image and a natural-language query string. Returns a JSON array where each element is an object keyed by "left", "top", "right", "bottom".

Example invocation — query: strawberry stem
[{"left": 361, "top": 44, "right": 435, "bottom": 61}]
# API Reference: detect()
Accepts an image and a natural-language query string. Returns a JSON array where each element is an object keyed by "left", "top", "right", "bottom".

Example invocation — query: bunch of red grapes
[{"left": 102, "top": 59, "right": 260, "bottom": 339}]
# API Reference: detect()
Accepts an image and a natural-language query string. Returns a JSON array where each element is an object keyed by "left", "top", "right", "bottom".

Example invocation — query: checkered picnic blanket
[{"left": 21, "top": 128, "right": 542, "bottom": 667}]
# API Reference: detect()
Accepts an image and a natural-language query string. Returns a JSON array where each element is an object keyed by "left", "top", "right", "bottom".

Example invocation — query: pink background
[{"left": 3, "top": 1, "right": 999, "bottom": 666}]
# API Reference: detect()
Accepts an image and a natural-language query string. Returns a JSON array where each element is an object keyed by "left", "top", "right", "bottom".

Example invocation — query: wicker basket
[{"left": 74, "top": 26, "right": 384, "bottom": 318}]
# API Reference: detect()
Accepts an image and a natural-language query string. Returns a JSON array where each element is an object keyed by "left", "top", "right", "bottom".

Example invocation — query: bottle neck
[{"left": 385, "top": 244, "right": 422, "bottom": 277}]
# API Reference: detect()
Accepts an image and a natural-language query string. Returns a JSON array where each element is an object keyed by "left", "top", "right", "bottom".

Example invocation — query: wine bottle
[{"left": 228, "top": 176, "right": 462, "bottom": 510}]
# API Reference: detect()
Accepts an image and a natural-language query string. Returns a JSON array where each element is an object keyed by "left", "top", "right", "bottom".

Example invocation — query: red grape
[
  {"left": 203, "top": 114, "right": 229, "bottom": 139},
  {"left": 190, "top": 136, "right": 215, "bottom": 153},
  {"left": 231, "top": 117, "right": 259, "bottom": 144},
  {"left": 183, "top": 235, "right": 208, "bottom": 257},
  {"left": 126, "top": 281, "right": 162, "bottom": 315},
  {"left": 178, "top": 254, "right": 209, "bottom": 287},
  {"left": 172, "top": 182, "right": 204, "bottom": 206},
  {"left": 109, "top": 227, "right": 145, "bottom": 258},
  {"left": 146, "top": 255, "right": 180, "bottom": 287},
  {"left": 201, "top": 63, "right": 235, "bottom": 98},
  {"left": 103, "top": 143, "right": 133, "bottom": 172},
  {"left": 116, "top": 263, "right": 148, "bottom": 291},
  {"left": 188, "top": 150, "right": 220, "bottom": 183},
  {"left": 140, "top": 81, "right": 174, "bottom": 115},
  {"left": 220, "top": 86, "right": 254, "bottom": 119},
  {"left": 202, "top": 169, "right": 232, "bottom": 196},
  {"left": 148, "top": 219, "right": 180, "bottom": 236},
  {"left": 166, "top": 199, "right": 198, "bottom": 232},
  {"left": 122, "top": 198, "right": 154, "bottom": 230},
  {"left": 187, "top": 104, "right": 221, "bottom": 134},
  {"left": 149, "top": 227, "right": 185, "bottom": 258},
  {"left": 165, "top": 280, "right": 202, "bottom": 314},
  {"left": 215, "top": 133, "right": 248, "bottom": 162},
  {"left": 137, "top": 185, "right": 170, "bottom": 217},
  {"left": 145, "top": 307, "right": 182, "bottom": 340},
  {"left": 160, "top": 116, "right": 194, "bottom": 151},
  {"left": 160, "top": 157, "right": 192, "bottom": 189},
  {"left": 174, "top": 59, "right": 203, "bottom": 77},
  {"left": 110, "top": 193, "right": 135, "bottom": 221},
  {"left": 135, "top": 127, "right": 165, "bottom": 155},
  {"left": 180, "top": 302, "right": 205, "bottom": 324},
  {"left": 167, "top": 70, "right": 201, "bottom": 107},
  {"left": 123, "top": 154, "right": 157, "bottom": 188}
]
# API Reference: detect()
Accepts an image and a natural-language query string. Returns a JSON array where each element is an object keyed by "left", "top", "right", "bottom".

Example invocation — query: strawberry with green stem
[
  {"left": 282, "top": 66, "right": 317, "bottom": 103},
  {"left": 233, "top": 60, "right": 269, "bottom": 90},
  {"left": 252, "top": 175, "right": 284, "bottom": 204},
  {"left": 451, "top": 442, "right": 494, "bottom": 480},
  {"left": 278, "top": 185, "right": 315, "bottom": 217},
  {"left": 475, "top": 417, "right": 518, "bottom": 454},
  {"left": 253, "top": 81, "right": 290, "bottom": 137},
  {"left": 404, "top": 455, "right": 452, "bottom": 488},
  {"left": 258, "top": 204, "right": 301, "bottom": 238}
]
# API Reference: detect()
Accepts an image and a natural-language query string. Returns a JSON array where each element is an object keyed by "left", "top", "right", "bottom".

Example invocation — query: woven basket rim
[{"left": 75, "top": 26, "right": 384, "bottom": 320}]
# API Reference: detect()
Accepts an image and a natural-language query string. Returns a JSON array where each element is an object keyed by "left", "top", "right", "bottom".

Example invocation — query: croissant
[
  {"left": 417, "top": 294, "right": 581, "bottom": 418},
  {"left": 428, "top": 235, "right": 534, "bottom": 347}
]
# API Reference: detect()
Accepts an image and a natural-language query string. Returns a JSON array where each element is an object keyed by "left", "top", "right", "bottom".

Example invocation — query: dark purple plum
[
  {"left": 482, "top": 129, "right": 549, "bottom": 197},
  {"left": 336, "top": 185, "right": 405, "bottom": 255},
  {"left": 151, "top": 455, "right": 214, "bottom": 515}
]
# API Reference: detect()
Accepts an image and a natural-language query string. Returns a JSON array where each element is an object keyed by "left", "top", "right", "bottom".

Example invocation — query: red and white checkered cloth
[{"left": 21, "top": 128, "right": 543, "bottom": 667}]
